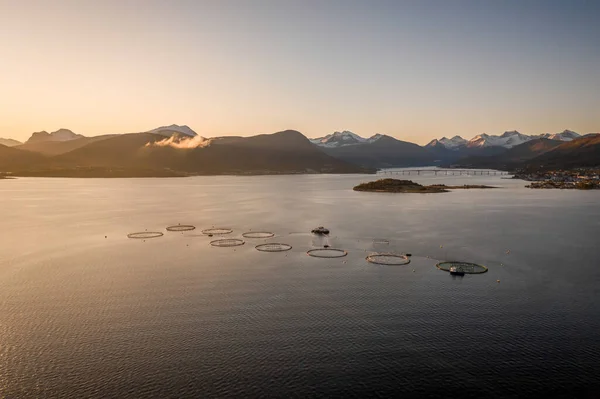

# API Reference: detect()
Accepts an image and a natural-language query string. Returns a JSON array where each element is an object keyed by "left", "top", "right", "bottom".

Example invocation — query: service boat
[{"left": 449, "top": 266, "right": 465, "bottom": 276}]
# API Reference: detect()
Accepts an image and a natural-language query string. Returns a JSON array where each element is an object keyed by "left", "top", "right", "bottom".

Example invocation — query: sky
[{"left": 0, "top": 0, "right": 598, "bottom": 144}]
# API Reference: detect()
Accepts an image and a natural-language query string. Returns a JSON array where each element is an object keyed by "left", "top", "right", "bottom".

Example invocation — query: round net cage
[
  {"left": 307, "top": 248, "right": 348, "bottom": 258},
  {"left": 210, "top": 238, "right": 245, "bottom": 247},
  {"left": 366, "top": 253, "right": 410, "bottom": 265},
  {"left": 436, "top": 261, "right": 488, "bottom": 274},
  {"left": 242, "top": 231, "right": 275, "bottom": 239},
  {"left": 127, "top": 231, "right": 164, "bottom": 239},
  {"left": 255, "top": 243, "right": 292, "bottom": 252},
  {"left": 202, "top": 228, "right": 233, "bottom": 236},
  {"left": 166, "top": 224, "right": 196, "bottom": 232}
]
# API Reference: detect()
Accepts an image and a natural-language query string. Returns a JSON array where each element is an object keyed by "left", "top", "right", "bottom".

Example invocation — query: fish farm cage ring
[
  {"left": 436, "top": 261, "right": 488, "bottom": 274},
  {"left": 366, "top": 253, "right": 411, "bottom": 266},
  {"left": 242, "top": 231, "right": 275, "bottom": 239},
  {"left": 255, "top": 243, "right": 292, "bottom": 252},
  {"left": 202, "top": 228, "right": 233, "bottom": 235},
  {"left": 127, "top": 231, "right": 164, "bottom": 239},
  {"left": 210, "top": 239, "right": 245, "bottom": 247},
  {"left": 166, "top": 224, "right": 196, "bottom": 232},
  {"left": 307, "top": 248, "right": 348, "bottom": 258}
]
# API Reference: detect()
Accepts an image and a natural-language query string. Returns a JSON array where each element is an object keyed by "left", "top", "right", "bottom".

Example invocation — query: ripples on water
[{"left": 1, "top": 173, "right": 599, "bottom": 398}]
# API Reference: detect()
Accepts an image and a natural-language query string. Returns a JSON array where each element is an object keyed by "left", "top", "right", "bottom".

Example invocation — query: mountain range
[
  {"left": 0, "top": 126, "right": 370, "bottom": 177},
  {"left": 310, "top": 131, "right": 434, "bottom": 167},
  {"left": 308, "top": 129, "right": 592, "bottom": 167},
  {"left": 1, "top": 126, "right": 598, "bottom": 177},
  {"left": 310, "top": 131, "right": 383, "bottom": 147},
  {"left": 425, "top": 130, "right": 581, "bottom": 150},
  {"left": 521, "top": 134, "right": 600, "bottom": 170},
  {"left": 452, "top": 138, "right": 565, "bottom": 169}
]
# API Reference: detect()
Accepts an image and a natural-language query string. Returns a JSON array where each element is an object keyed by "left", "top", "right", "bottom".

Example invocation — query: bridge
[{"left": 377, "top": 169, "right": 510, "bottom": 176}]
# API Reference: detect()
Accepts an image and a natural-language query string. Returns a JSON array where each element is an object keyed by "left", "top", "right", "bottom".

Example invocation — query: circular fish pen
[
  {"left": 242, "top": 231, "right": 275, "bottom": 239},
  {"left": 307, "top": 248, "right": 348, "bottom": 258},
  {"left": 255, "top": 243, "right": 292, "bottom": 252},
  {"left": 202, "top": 228, "right": 233, "bottom": 236},
  {"left": 127, "top": 231, "right": 164, "bottom": 239},
  {"left": 210, "top": 238, "right": 245, "bottom": 247},
  {"left": 436, "top": 261, "right": 488, "bottom": 274},
  {"left": 166, "top": 224, "right": 196, "bottom": 232},
  {"left": 366, "top": 253, "right": 410, "bottom": 266}
]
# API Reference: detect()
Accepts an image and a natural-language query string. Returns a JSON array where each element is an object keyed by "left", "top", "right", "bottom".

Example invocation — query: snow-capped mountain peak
[
  {"left": 538, "top": 130, "right": 580, "bottom": 142},
  {"left": 336, "top": 131, "right": 364, "bottom": 142},
  {"left": 430, "top": 129, "right": 581, "bottom": 150},
  {"left": 426, "top": 138, "right": 442, "bottom": 147},
  {"left": 310, "top": 131, "right": 386, "bottom": 147},
  {"left": 368, "top": 134, "right": 383, "bottom": 143},
  {"left": 429, "top": 135, "right": 467, "bottom": 150},
  {"left": 148, "top": 124, "right": 197, "bottom": 137},
  {"left": 467, "top": 131, "right": 530, "bottom": 148},
  {"left": 310, "top": 131, "right": 366, "bottom": 147},
  {"left": 471, "top": 133, "right": 489, "bottom": 141},
  {"left": 500, "top": 130, "right": 521, "bottom": 138}
]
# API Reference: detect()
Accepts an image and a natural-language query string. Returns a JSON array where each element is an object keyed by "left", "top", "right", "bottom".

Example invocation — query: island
[{"left": 353, "top": 179, "right": 496, "bottom": 193}]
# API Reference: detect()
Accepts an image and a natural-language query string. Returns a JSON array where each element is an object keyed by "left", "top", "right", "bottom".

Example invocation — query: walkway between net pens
[{"left": 378, "top": 169, "right": 509, "bottom": 176}]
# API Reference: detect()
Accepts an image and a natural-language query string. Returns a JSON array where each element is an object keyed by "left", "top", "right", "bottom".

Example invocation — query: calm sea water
[{"left": 1, "top": 172, "right": 599, "bottom": 398}]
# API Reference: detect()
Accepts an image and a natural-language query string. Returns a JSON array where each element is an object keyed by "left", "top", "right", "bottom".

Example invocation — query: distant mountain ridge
[
  {"left": 0, "top": 138, "right": 22, "bottom": 147},
  {"left": 538, "top": 130, "right": 580, "bottom": 141},
  {"left": 310, "top": 131, "right": 383, "bottom": 148},
  {"left": 3, "top": 129, "right": 370, "bottom": 177},
  {"left": 18, "top": 135, "right": 117, "bottom": 156},
  {"left": 427, "top": 130, "right": 581, "bottom": 150},
  {"left": 452, "top": 134, "right": 600, "bottom": 170},
  {"left": 453, "top": 138, "right": 564, "bottom": 169},
  {"left": 435, "top": 136, "right": 467, "bottom": 149},
  {"left": 26, "top": 129, "right": 84, "bottom": 143},
  {"left": 523, "top": 134, "right": 600, "bottom": 169},
  {"left": 313, "top": 133, "right": 436, "bottom": 168},
  {"left": 2, "top": 126, "right": 598, "bottom": 175}
]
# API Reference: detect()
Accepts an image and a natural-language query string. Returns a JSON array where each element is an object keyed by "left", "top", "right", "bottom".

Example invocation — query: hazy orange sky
[{"left": 1, "top": 0, "right": 598, "bottom": 144}]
